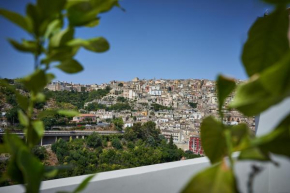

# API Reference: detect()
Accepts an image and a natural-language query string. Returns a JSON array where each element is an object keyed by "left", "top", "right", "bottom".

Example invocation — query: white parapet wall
[{"left": 0, "top": 98, "right": 290, "bottom": 193}]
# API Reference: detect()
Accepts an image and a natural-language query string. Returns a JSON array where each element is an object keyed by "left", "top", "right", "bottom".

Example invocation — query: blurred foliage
[
  {"left": 182, "top": 2, "right": 290, "bottom": 193},
  {"left": 0, "top": 0, "right": 122, "bottom": 192}
]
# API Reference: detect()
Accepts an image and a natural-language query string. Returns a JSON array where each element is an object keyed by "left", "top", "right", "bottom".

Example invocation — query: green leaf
[
  {"left": 43, "top": 46, "right": 79, "bottom": 64},
  {"left": 201, "top": 116, "right": 227, "bottom": 164},
  {"left": 18, "top": 110, "right": 29, "bottom": 127},
  {"left": 32, "top": 120, "right": 45, "bottom": 140},
  {"left": 0, "top": 9, "right": 31, "bottom": 33},
  {"left": 49, "top": 28, "right": 74, "bottom": 48},
  {"left": 4, "top": 134, "right": 26, "bottom": 184},
  {"left": 231, "top": 123, "right": 253, "bottom": 151},
  {"left": 216, "top": 75, "right": 236, "bottom": 115},
  {"left": 21, "top": 69, "right": 47, "bottom": 94},
  {"left": 181, "top": 162, "right": 238, "bottom": 193},
  {"left": 73, "top": 174, "right": 95, "bottom": 193},
  {"left": 25, "top": 120, "right": 45, "bottom": 147},
  {"left": 242, "top": 7, "right": 289, "bottom": 76},
  {"left": 239, "top": 147, "right": 271, "bottom": 161},
  {"left": 38, "top": 110, "right": 58, "bottom": 119},
  {"left": 8, "top": 39, "right": 38, "bottom": 53},
  {"left": 230, "top": 51, "right": 290, "bottom": 116},
  {"left": 44, "top": 19, "right": 63, "bottom": 39},
  {"left": 0, "top": 144, "right": 7, "bottom": 153},
  {"left": 85, "top": 18, "right": 100, "bottom": 27},
  {"left": 67, "top": 37, "right": 110, "bottom": 53},
  {"left": 58, "top": 110, "right": 79, "bottom": 117},
  {"left": 37, "top": 0, "right": 66, "bottom": 20},
  {"left": 55, "top": 59, "right": 83, "bottom": 74},
  {"left": 6, "top": 158, "right": 25, "bottom": 184},
  {"left": 66, "top": 0, "right": 120, "bottom": 27},
  {"left": 26, "top": 3, "right": 42, "bottom": 36},
  {"left": 44, "top": 166, "right": 58, "bottom": 178},
  {"left": 229, "top": 76, "right": 282, "bottom": 116},
  {"left": 34, "top": 93, "right": 46, "bottom": 102},
  {"left": 46, "top": 73, "right": 56, "bottom": 84},
  {"left": 17, "top": 147, "right": 44, "bottom": 193},
  {"left": 259, "top": 51, "right": 290, "bottom": 95},
  {"left": 253, "top": 114, "right": 290, "bottom": 157},
  {"left": 16, "top": 93, "right": 29, "bottom": 110}
]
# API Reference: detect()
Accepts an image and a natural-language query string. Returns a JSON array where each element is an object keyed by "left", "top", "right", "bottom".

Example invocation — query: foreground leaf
[
  {"left": 0, "top": 9, "right": 31, "bottom": 32},
  {"left": 16, "top": 94, "right": 29, "bottom": 110},
  {"left": 229, "top": 76, "right": 282, "bottom": 116},
  {"left": 73, "top": 174, "right": 95, "bottom": 193},
  {"left": 18, "top": 110, "right": 29, "bottom": 127},
  {"left": 201, "top": 116, "right": 227, "bottom": 164},
  {"left": 254, "top": 114, "right": 290, "bottom": 157},
  {"left": 8, "top": 39, "right": 38, "bottom": 53},
  {"left": 216, "top": 75, "right": 236, "bottom": 115},
  {"left": 67, "top": 37, "right": 110, "bottom": 53},
  {"left": 44, "top": 19, "right": 63, "bottom": 39},
  {"left": 239, "top": 147, "right": 271, "bottom": 161},
  {"left": 259, "top": 51, "right": 290, "bottom": 95},
  {"left": 4, "top": 134, "right": 26, "bottom": 184},
  {"left": 36, "top": 0, "right": 66, "bottom": 20},
  {"left": 21, "top": 69, "right": 47, "bottom": 94},
  {"left": 242, "top": 7, "right": 289, "bottom": 76},
  {"left": 58, "top": 110, "right": 79, "bottom": 117},
  {"left": 55, "top": 59, "right": 83, "bottom": 74},
  {"left": 66, "top": 0, "right": 120, "bottom": 27},
  {"left": 181, "top": 162, "right": 238, "bottom": 193},
  {"left": 49, "top": 28, "right": 74, "bottom": 48},
  {"left": 231, "top": 123, "right": 253, "bottom": 151},
  {"left": 17, "top": 147, "right": 44, "bottom": 193},
  {"left": 38, "top": 110, "right": 58, "bottom": 119}
]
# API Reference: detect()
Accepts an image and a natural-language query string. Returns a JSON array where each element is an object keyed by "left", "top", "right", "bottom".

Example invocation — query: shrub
[
  {"left": 31, "top": 146, "right": 47, "bottom": 161},
  {"left": 86, "top": 132, "right": 102, "bottom": 148},
  {"left": 112, "top": 138, "right": 122, "bottom": 150}
]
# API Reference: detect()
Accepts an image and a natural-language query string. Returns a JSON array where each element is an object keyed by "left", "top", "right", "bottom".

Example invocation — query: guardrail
[{"left": 0, "top": 130, "right": 123, "bottom": 136}]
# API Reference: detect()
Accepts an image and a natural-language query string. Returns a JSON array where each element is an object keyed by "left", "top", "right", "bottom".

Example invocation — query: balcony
[{"left": 1, "top": 98, "right": 290, "bottom": 193}]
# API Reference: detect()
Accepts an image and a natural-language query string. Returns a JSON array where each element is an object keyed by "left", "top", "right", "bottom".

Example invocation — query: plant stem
[
  {"left": 225, "top": 129, "right": 234, "bottom": 171},
  {"left": 34, "top": 37, "right": 41, "bottom": 70}
]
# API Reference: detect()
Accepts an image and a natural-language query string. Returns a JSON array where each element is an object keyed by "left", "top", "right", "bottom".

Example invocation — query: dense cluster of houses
[{"left": 62, "top": 77, "right": 255, "bottom": 154}]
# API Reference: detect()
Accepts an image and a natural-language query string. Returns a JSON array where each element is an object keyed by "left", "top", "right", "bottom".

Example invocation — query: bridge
[{"left": 0, "top": 130, "right": 123, "bottom": 146}]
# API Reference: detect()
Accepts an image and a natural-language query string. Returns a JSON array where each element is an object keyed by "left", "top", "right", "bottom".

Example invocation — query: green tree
[
  {"left": 117, "top": 96, "right": 126, "bottom": 102},
  {"left": 31, "top": 146, "right": 47, "bottom": 161},
  {"left": 169, "top": 135, "right": 174, "bottom": 149},
  {"left": 5, "top": 106, "right": 19, "bottom": 124},
  {"left": 112, "top": 138, "right": 122, "bottom": 150},
  {"left": 124, "top": 127, "right": 137, "bottom": 141},
  {"left": 113, "top": 117, "right": 124, "bottom": 131},
  {"left": 86, "top": 132, "right": 102, "bottom": 148},
  {"left": 188, "top": 102, "right": 197, "bottom": 108}
]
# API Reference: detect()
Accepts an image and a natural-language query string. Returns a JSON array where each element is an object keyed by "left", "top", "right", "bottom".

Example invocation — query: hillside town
[{"left": 42, "top": 78, "right": 256, "bottom": 154}]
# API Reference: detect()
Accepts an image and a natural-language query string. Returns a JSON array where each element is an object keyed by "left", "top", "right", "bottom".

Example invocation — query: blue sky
[{"left": 0, "top": 0, "right": 269, "bottom": 84}]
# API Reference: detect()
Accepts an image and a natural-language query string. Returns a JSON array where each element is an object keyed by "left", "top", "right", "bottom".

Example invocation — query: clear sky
[{"left": 0, "top": 0, "right": 269, "bottom": 84}]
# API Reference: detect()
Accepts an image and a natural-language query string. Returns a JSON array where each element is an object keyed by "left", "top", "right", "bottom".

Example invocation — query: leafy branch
[
  {"left": 0, "top": 0, "right": 122, "bottom": 192},
  {"left": 182, "top": 1, "right": 290, "bottom": 193}
]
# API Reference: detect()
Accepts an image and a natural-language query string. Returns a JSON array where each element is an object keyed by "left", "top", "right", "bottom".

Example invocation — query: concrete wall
[{"left": 0, "top": 98, "right": 289, "bottom": 193}]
